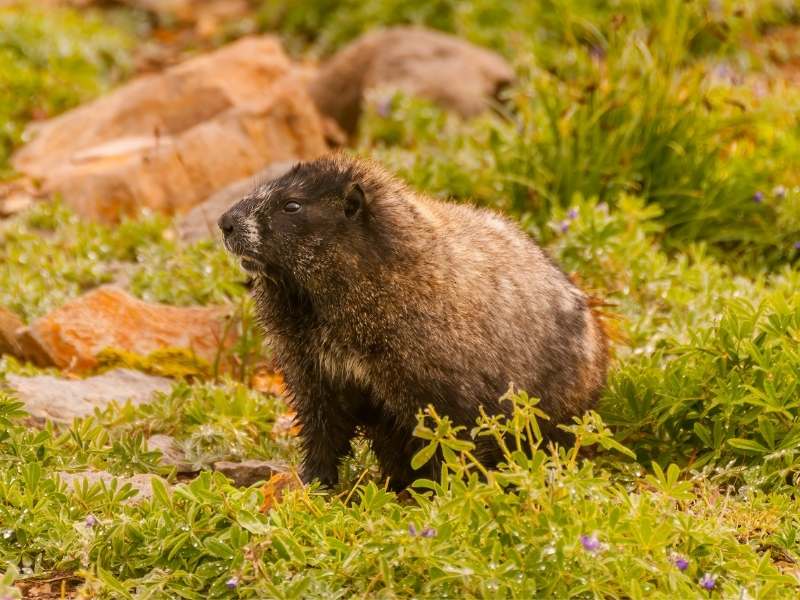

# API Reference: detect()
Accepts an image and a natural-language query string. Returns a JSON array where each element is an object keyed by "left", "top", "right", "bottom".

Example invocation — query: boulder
[
  {"left": 309, "top": 27, "right": 514, "bottom": 135},
  {"left": 15, "top": 286, "right": 237, "bottom": 372},
  {"left": 0, "top": 307, "right": 24, "bottom": 358},
  {"left": 5, "top": 369, "right": 173, "bottom": 424},
  {"left": 213, "top": 459, "right": 287, "bottom": 487},
  {"left": 13, "top": 36, "right": 328, "bottom": 222},
  {"left": 177, "top": 160, "right": 295, "bottom": 242},
  {"left": 0, "top": 180, "right": 37, "bottom": 218}
]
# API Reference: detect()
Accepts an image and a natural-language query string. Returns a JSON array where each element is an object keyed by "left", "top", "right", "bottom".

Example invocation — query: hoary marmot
[{"left": 219, "top": 155, "right": 607, "bottom": 489}]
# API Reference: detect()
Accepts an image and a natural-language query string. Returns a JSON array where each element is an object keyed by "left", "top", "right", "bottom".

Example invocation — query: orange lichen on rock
[{"left": 16, "top": 286, "right": 237, "bottom": 372}]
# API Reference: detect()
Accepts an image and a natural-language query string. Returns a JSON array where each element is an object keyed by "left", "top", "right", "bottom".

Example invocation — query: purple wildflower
[
  {"left": 408, "top": 523, "right": 418, "bottom": 537},
  {"left": 559, "top": 220, "right": 570, "bottom": 233},
  {"left": 699, "top": 573, "right": 716, "bottom": 591},
  {"left": 580, "top": 533, "right": 601, "bottom": 553},
  {"left": 589, "top": 45, "right": 606, "bottom": 61},
  {"left": 793, "top": 241, "right": 800, "bottom": 250},
  {"left": 672, "top": 555, "right": 689, "bottom": 571},
  {"left": 85, "top": 514, "right": 97, "bottom": 528},
  {"left": 376, "top": 97, "right": 392, "bottom": 118},
  {"left": 226, "top": 577, "right": 239, "bottom": 590},
  {"left": 420, "top": 527, "right": 437, "bottom": 538},
  {"left": 752, "top": 191, "right": 764, "bottom": 203},
  {"left": 567, "top": 208, "right": 579, "bottom": 220}
]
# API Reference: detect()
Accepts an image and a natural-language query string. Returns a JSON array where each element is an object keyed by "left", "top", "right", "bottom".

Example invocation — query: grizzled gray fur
[{"left": 219, "top": 155, "right": 608, "bottom": 489}]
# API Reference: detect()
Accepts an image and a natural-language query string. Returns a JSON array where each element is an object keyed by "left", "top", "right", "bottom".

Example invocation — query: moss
[{"left": 94, "top": 347, "right": 212, "bottom": 380}]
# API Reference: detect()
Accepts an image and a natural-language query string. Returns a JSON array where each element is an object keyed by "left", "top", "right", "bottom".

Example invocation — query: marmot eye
[{"left": 283, "top": 201, "right": 301, "bottom": 213}]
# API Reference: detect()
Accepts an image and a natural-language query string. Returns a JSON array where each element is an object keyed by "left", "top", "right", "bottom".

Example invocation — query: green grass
[
  {"left": 0, "top": 6, "right": 133, "bottom": 177},
  {"left": 259, "top": 0, "right": 798, "bottom": 57},
  {"left": 2, "top": 0, "right": 800, "bottom": 597},
  {"left": 0, "top": 202, "right": 246, "bottom": 322}
]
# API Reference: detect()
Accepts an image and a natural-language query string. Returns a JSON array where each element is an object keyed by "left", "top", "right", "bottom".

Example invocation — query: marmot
[{"left": 219, "top": 155, "right": 607, "bottom": 489}]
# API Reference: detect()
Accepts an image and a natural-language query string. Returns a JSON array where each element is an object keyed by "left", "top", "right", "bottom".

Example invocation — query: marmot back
[{"left": 219, "top": 155, "right": 607, "bottom": 489}]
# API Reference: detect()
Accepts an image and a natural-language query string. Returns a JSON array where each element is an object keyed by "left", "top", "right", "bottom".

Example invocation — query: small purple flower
[
  {"left": 580, "top": 533, "right": 601, "bottom": 553},
  {"left": 672, "top": 555, "right": 689, "bottom": 571},
  {"left": 567, "top": 208, "right": 579, "bottom": 220},
  {"left": 420, "top": 527, "right": 437, "bottom": 538},
  {"left": 699, "top": 573, "right": 716, "bottom": 591},
  {"left": 559, "top": 220, "right": 570, "bottom": 233},
  {"left": 376, "top": 97, "right": 392, "bottom": 118},
  {"left": 589, "top": 45, "right": 606, "bottom": 61},
  {"left": 226, "top": 576, "right": 239, "bottom": 590},
  {"left": 408, "top": 523, "right": 418, "bottom": 536},
  {"left": 793, "top": 241, "right": 800, "bottom": 250},
  {"left": 85, "top": 514, "right": 97, "bottom": 528},
  {"left": 752, "top": 191, "right": 764, "bottom": 203}
]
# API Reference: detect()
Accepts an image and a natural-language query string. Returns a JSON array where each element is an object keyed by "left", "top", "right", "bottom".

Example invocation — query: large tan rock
[
  {"left": 16, "top": 286, "right": 236, "bottom": 372},
  {"left": 309, "top": 27, "right": 514, "bottom": 135},
  {"left": 0, "top": 307, "right": 24, "bottom": 358},
  {"left": 13, "top": 36, "right": 328, "bottom": 222},
  {"left": 5, "top": 369, "right": 173, "bottom": 424}
]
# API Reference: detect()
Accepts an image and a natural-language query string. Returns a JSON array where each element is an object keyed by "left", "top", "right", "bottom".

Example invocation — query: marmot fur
[{"left": 219, "top": 155, "right": 607, "bottom": 489}]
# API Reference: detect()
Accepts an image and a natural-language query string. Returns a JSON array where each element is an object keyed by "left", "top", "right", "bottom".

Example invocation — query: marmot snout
[{"left": 220, "top": 155, "right": 608, "bottom": 489}]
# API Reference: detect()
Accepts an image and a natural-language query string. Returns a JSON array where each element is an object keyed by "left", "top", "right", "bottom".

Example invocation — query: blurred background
[{"left": 1, "top": 0, "right": 799, "bottom": 262}]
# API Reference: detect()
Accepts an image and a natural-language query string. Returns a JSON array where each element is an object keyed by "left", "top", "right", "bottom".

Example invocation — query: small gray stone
[
  {"left": 213, "top": 459, "right": 286, "bottom": 487},
  {"left": 5, "top": 368, "right": 173, "bottom": 425}
]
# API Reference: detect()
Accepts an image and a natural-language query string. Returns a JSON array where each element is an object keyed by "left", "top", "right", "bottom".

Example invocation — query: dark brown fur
[{"left": 219, "top": 155, "right": 608, "bottom": 489}]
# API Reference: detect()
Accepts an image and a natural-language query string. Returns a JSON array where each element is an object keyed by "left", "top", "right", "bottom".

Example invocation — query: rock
[
  {"left": 213, "top": 459, "right": 286, "bottom": 487},
  {"left": 57, "top": 470, "right": 165, "bottom": 502},
  {"left": 177, "top": 160, "right": 295, "bottom": 242},
  {"left": 0, "top": 307, "right": 24, "bottom": 358},
  {"left": 14, "top": 327, "right": 54, "bottom": 369},
  {"left": 309, "top": 27, "right": 514, "bottom": 135},
  {"left": 15, "top": 286, "right": 237, "bottom": 372},
  {"left": 0, "top": 180, "right": 38, "bottom": 218},
  {"left": 147, "top": 434, "right": 195, "bottom": 473},
  {"left": 13, "top": 36, "right": 327, "bottom": 222},
  {"left": 5, "top": 369, "right": 173, "bottom": 424}
]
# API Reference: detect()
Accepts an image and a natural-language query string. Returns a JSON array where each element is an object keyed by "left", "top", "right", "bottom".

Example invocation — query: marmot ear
[{"left": 344, "top": 183, "right": 366, "bottom": 219}]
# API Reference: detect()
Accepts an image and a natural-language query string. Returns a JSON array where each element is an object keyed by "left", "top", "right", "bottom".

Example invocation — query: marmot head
[{"left": 219, "top": 156, "right": 406, "bottom": 287}]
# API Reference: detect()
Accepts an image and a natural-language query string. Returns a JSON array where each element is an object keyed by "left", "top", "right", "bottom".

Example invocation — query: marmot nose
[{"left": 218, "top": 212, "right": 236, "bottom": 236}]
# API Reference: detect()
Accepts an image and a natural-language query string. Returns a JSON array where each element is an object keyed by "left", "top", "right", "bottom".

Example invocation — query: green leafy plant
[{"left": 0, "top": 6, "right": 132, "bottom": 175}]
